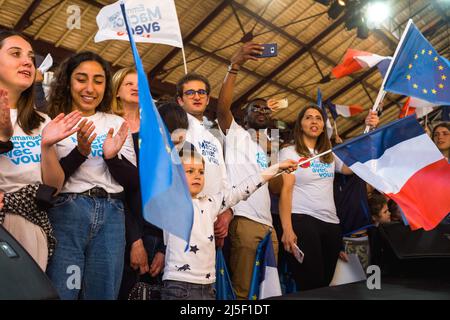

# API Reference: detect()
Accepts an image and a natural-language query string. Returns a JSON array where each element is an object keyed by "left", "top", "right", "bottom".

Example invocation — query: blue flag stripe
[{"left": 333, "top": 116, "right": 424, "bottom": 166}]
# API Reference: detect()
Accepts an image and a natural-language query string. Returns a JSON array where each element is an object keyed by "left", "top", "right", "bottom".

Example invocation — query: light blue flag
[{"left": 120, "top": 2, "right": 193, "bottom": 245}]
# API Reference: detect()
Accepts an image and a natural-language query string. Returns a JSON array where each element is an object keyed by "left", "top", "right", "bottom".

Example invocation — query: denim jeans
[
  {"left": 161, "top": 280, "right": 216, "bottom": 300},
  {"left": 46, "top": 194, "right": 125, "bottom": 300}
]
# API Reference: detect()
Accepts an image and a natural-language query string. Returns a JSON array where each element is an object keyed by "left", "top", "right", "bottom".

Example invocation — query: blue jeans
[
  {"left": 46, "top": 194, "right": 125, "bottom": 300},
  {"left": 161, "top": 280, "right": 216, "bottom": 300}
]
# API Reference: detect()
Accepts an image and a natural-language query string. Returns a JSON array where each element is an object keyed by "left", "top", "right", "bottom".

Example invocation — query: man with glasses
[
  {"left": 176, "top": 73, "right": 232, "bottom": 248},
  {"left": 216, "top": 42, "right": 282, "bottom": 299}
]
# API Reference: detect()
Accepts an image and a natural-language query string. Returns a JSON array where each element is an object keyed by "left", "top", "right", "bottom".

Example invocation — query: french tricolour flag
[
  {"left": 399, "top": 97, "right": 436, "bottom": 119},
  {"left": 326, "top": 101, "right": 364, "bottom": 119},
  {"left": 248, "top": 231, "right": 281, "bottom": 300},
  {"left": 332, "top": 48, "right": 391, "bottom": 78},
  {"left": 333, "top": 116, "right": 450, "bottom": 231}
]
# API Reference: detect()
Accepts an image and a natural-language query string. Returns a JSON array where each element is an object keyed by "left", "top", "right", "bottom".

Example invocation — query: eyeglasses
[
  {"left": 250, "top": 104, "right": 272, "bottom": 114},
  {"left": 183, "top": 89, "right": 208, "bottom": 98}
]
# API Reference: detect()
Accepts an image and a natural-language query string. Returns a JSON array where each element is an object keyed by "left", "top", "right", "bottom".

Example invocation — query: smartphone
[
  {"left": 256, "top": 43, "right": 278, "bottom": 58},
  {"left": 274, "top": 98, "right": 288, "bottom": 109},
  {"left": 292, "top": 243, "right": 304, "bottom": 264}
]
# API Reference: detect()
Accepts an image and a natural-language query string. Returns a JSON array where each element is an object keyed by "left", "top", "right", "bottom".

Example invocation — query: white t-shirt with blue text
[
  {"left": 221, "top": 119, "right": 272, "bottom": 227},
  {"left": 185, "top": 114, "right": 229, "bottom": 197},
  {"left": 279, "top": 145, "right": 343, "bottom": 224},
  {"left": 0, "top": 109, "right": 51, "bottom": 193},
  {"left": 54, "top": 112, "right": 136, "bottom": 194}
]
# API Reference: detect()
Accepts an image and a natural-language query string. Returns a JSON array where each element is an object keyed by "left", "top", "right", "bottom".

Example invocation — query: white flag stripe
[
  {"left": 259, "top": 267, "right": 282, "bottom": 299},
  {"left": 409, "top": 97, "right": 438, "bottom": 108},
  {"left": 335, "top": 104, "right": 352, "bottom": 117},
  {"left": 354, "top": 54, "right": 388, "bottom": 67},
  {"left": 94, "top": 0, "right": 183, "bottom": 48},
  {"left": 349, "top": 134, "right": 443, "bottom": 194},
  {"left": 415, "top": 106, "right": 434, "bottom": 118}
]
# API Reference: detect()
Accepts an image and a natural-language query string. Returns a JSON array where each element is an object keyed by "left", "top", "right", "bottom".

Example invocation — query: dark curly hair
[{"left": 47, "top": 51, "right": 112, "bottom": 118}]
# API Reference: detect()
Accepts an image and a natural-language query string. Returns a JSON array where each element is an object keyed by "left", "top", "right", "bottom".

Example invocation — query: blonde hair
[{"left": 111, "top": 67, "right": 136, "bottom": 116}]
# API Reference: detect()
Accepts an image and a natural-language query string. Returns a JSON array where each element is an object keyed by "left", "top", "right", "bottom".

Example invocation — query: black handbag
[{"left": 127, "top": 274, "right": 162, "bottom": 300}]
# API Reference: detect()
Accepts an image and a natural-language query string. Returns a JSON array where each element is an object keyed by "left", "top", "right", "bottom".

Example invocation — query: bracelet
[
  {"left": 228, "top": 70, "right": 238, "bottom": 75},
  {"left": 227, "top": 64, "right": 240, "bottom": 73}
]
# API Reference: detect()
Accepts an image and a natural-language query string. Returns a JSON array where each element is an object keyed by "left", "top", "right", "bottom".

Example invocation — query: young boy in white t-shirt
[{"left": 161, "top": 143, "right": 297, "bottom": 300}]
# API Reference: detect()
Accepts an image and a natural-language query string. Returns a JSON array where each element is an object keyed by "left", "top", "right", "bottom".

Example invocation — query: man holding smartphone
[{"left": 216, "top": 42, "right": 282, "bottom": 299}]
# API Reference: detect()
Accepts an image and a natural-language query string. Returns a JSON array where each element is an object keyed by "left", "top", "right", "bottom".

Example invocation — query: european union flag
[
  {"left": 384, "top": 20, "right": 450, "bottom": 105},
  {"left": 215, "top": 248, "right": 236, "bottom": 300},
  {"left": 120, "top": 3, "right": 193, "bottom": 245}
]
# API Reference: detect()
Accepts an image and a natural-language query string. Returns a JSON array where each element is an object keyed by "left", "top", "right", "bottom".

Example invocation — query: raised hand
[
  {"left": 103, "top": 121, "right": 129, "bottom": 160},
  {"left": 230, "top": 42, "right": 264, "bottom": 67},
  {"left": 41, "top": 111, "right": 82, "bottom": 147},
  {"left": 267, "top": 98, "right": 280, "bottom": 111},
  {"left": 365, "top": 110, "right": 379, "bottom": 129},
  {"left": 0, "top": 89, "right": 13, "bottom": 142},
  {"left": 76, "top": 119, "right": 96, "bottom": 157}
]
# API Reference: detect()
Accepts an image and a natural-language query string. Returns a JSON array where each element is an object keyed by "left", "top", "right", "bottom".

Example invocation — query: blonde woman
[{"left": 111, "top": 67, "right": 165, "bottom": 299}]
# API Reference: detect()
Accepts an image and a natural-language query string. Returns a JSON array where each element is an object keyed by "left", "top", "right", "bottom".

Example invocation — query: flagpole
[
  {"left": 363, "top": 19, "right": 414, "bottom": 133},
  {"left": 181, "top": 46, "right": 188, "bottom": 74},
  {"left": 273, "top": 149, "right": 333, "bottom": 178}
]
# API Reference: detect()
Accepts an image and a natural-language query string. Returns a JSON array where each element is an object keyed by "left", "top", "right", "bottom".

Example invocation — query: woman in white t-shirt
[
  {"left": 279, "top": 105, "right": 378, "bottom": 291},
  {"left": 0, "top": 31, "right": 81, "bottom": 271},
  {"left": 45, "top": 52, "right": 136, "bottom": 300}
]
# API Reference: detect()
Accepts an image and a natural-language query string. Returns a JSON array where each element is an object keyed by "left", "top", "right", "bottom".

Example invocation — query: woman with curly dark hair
[{"left": 45, "top": 51, "right": 137, "bottom": 300}]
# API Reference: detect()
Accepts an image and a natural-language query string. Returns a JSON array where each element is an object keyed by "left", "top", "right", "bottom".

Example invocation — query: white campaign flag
[{"left": 94, "top": 0, "right": 183, "bottom": 48}]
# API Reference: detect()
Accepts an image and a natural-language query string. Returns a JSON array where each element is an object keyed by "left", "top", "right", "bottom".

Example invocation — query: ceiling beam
[
  {"left": 14, "top": 0, "right": 43, "bottom": 31},
  {"left": 148, "top": 0, "right": 230, "bottom": 78}
]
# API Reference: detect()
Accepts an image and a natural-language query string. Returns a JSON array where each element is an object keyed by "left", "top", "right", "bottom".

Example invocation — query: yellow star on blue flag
[{"left": 384, "top": 20, "right": 450, "bottom": 105}]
